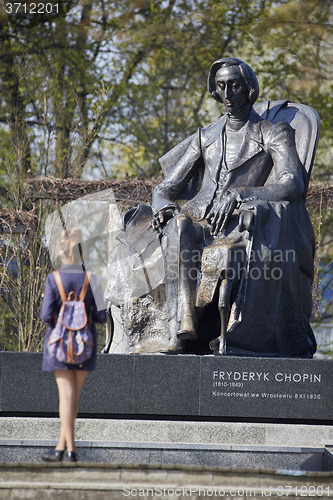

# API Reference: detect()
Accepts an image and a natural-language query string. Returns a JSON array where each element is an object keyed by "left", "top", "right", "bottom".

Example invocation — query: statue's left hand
[
  {"left": 152, "top": 204, "right": 178, "bottom": 233},
  {"left": 207, "top": 193, "right": 238, "bottom": 236}
]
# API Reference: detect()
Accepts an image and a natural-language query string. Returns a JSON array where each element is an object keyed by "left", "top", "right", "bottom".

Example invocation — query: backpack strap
[
  {"left": 53, "top": 270, "right": 91, "bottom": 303},
  {"left": 53, "top": 271, "right": 67, "bottom": 303},
  {"left": 79, "top": 271, "right": 91, "bottom": 301}
]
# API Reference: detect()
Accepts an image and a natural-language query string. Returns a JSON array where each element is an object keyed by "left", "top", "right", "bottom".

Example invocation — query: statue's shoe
[
  {"left": 177, "top": 315, "right": 197, "bottom": 340},
  {"left": 209, "top": 336, "right": 225, "bottom": 355},
  {"left": 160, "top": 338, "right": 183, "bottom": 354}
]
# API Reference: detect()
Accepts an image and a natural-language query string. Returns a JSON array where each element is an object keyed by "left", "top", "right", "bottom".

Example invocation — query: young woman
[{"left": 40, "top": 229, "right": 106, "bottom": 462}]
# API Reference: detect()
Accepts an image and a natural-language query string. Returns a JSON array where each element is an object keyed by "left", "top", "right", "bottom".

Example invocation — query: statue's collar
[
  {"left": 205, "top": 108, "right": 261, "bottom": 147},
  {"left": 224, "top": 102, "right": 252, "bottom": 131}
]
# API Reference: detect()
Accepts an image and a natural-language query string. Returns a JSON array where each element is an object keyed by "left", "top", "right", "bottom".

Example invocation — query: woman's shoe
[
  {"left": 66, "top": 451, "right": 78, "bottom": 462},
  {"left": 41, "top": 449, "right": 64, "bottom": 462}
]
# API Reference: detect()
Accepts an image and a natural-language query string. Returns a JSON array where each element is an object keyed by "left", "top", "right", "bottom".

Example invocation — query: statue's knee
[
  {"left": 175, "top": 213, "right": 192, "bottom": 231},
  {"left": 238, "top": 209, "right": 255, "bottom": 232}
]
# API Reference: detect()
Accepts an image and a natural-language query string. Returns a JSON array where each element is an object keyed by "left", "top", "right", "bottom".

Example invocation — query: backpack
[{"left": 48, "top": 271, "right": 94, "bottom": 365}]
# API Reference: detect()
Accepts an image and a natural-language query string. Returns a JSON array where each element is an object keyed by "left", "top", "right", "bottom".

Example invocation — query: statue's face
[{"left": 215, "top": 65, "right": 249, "bottom": 114}]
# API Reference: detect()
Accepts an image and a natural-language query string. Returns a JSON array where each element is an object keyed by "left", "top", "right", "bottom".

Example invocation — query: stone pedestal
[
  {"left": 1, "top": 353, "right": 333, "bottom": 471},
  {"left": 0, "top": 352, "right": 332, "bottom": 422}
]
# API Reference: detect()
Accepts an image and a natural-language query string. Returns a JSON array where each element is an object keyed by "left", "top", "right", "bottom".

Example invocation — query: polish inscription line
[{"left": 211, "top": 370, "right": 323, "bottom": 401}]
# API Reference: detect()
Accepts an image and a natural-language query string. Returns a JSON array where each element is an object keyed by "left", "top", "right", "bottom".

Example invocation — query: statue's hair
[
  {"left": 58, "top": 228, "right": 82, "bottom": 265},
  {"left": 207, "top": 57, "right": 259, "bottom": 104}
]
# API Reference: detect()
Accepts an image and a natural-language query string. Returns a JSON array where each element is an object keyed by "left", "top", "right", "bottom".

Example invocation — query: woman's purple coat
[{"left": 40, "top": 264, "right": 107, "bottom": 371}]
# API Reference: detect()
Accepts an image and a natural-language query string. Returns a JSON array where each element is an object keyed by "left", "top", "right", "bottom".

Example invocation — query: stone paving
[{"left": 0, "top": 462, "right": 333, "bottom": 500}]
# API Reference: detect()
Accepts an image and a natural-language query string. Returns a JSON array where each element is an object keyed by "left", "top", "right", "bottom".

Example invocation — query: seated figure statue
[{"left": 149, "top": 57, "right": 318, "bottom": 358}]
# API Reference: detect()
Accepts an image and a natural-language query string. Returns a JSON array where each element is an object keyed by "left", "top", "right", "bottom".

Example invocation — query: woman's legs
[{"left": 54, "top": 370, "right": 87, "bottom": 452}]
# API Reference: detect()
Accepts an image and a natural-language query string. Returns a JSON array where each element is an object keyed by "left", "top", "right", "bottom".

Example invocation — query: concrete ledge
[
  {"left": 0, "top": 438, "right": 325, "bottom": 453},
  {"left": 2, "top": 418, "right": 333, "bottom": 447}
]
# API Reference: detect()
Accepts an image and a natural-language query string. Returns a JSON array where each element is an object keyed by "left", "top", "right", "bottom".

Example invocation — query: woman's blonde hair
[{"left": 58, "top": 228, "right": 83, "bottom": 265}]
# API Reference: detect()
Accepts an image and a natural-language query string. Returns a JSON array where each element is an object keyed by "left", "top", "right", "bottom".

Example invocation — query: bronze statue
[
  {"left": 105, "top": 57, "right": 319, "bottom": 357},
  {"left": 150, "top": 57, "right": 319, "bottom": 357}
]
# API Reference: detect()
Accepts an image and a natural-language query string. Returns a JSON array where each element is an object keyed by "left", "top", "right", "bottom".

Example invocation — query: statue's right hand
[
  {"left": 206, "top": 193, "right": 237, "bottom": 236},
  {"left": 152, "top": 205, "right": 178, "bottom": 232}
]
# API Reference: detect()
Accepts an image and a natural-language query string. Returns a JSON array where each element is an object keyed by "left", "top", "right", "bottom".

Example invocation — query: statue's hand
[
  {"left": 152, "top": 204, "right": 178, "bottom": 233},
  {"left": 207, "top": 193, "right": 237, "bottom": 236}
]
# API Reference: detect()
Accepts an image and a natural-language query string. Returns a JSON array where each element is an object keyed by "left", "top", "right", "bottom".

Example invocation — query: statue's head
[{"left": 208, "top": 57, "right": 259, "bottom": 105}]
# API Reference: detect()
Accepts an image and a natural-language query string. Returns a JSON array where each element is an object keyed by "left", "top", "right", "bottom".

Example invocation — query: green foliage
[
  {"left": 0, "top": 0, "right": 332, "bottom": 351},
  {"left": 100, "top": 0, "right": 281, "bottom": 176},
  {"left": 245, "top": 0, "right": 333, "bottom": 182},
  {"left": 0, "top": 204, "right": 53, "bottom": 351},
  {"left": 0, "top": 0, "right": 332, "bottom": 181}
]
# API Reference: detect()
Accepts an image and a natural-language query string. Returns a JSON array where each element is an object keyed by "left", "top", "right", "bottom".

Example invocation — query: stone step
[
  {"left": 2, "top": 417, "right": 333, "bottom": 448},
  {"left": 0, "top": 462, "right": 333, "bottom": 500},
  {"left": 0, "top": 438, "right": 328, "bottom": 471},
  {"left": 1, "top": 418, "right": 333, "bottom": 471}
]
